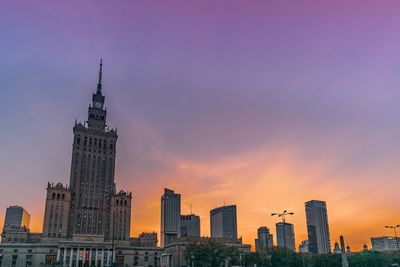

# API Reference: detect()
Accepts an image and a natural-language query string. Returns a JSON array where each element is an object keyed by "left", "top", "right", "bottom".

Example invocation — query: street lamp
[
  {"left": 271, "top": 210, "right": 294, "bottom": 249},
  {"left": 385, "top": 225, "right": 400, "bottom": 253}
]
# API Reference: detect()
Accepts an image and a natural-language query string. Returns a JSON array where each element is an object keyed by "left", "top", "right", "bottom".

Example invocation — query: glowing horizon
[{"left": 1, "top": 0, "right": 400, "bottom": 251}]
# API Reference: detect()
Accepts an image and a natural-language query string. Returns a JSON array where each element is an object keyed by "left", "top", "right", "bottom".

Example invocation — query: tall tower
[
  {"left": 305, "top": 200, "right": 332, "bottom": 254},
  {"left": 69, "top": 60, "right": 118, "bottom": 241},
  {"left": 161, "top": 188, "right": 181, "bottom": 247}
]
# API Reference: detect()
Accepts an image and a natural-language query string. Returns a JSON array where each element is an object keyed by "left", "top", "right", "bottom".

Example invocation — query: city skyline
[{"left": 2, "top": 0, "right": 400, "bottom": 252}]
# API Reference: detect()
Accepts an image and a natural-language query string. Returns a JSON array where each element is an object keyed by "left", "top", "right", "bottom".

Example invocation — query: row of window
[
  {"left": 115, "top": 199, "right": 128, "bottom": 206},
  {"left": 89, "top": 113, "right": 105, "bottom": 121},
  {"left": 51, "top": 192, "right": 66, "bottom": 200},
  {"left": 76, "top": 136, "right": 114, "bottom": 150}
]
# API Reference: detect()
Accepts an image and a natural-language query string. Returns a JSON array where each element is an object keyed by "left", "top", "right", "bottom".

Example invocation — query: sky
[{"left": 1, "top": 0, "right": 400, "bottom": 251}]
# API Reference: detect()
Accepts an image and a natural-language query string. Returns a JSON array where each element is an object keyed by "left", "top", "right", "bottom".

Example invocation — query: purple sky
[{"left": 1, "top": 1, "right": 400, "bottom": 249}]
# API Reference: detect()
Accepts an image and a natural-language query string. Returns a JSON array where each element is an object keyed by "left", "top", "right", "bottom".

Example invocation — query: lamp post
[
  {"left": 271, "top": 210, "right": 294, "bottom": 249},
  {"left": 385, "top": 225, "right": 400, "bottom": 253}
]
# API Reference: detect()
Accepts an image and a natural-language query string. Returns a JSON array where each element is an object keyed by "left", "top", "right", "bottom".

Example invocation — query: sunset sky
[{"left": 1, "top": 1, "right": 400, "bottom": 251}]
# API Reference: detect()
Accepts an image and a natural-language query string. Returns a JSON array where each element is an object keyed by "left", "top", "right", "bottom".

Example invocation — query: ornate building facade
[{"left": 42, "top": 182, "right": 71, "bottom": 240}]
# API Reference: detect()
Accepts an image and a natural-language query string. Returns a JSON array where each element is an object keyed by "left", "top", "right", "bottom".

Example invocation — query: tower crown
[{"left": 87, "top": 59, "right": 107, "bottom": 130}]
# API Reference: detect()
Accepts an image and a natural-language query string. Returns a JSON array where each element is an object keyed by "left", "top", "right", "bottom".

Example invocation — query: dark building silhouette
[
  {"left": 305, "top": 200, "right": 331, "bottom": 254},
  {"left": 68, "top": 60, "right": 130, "bottom": 241}
]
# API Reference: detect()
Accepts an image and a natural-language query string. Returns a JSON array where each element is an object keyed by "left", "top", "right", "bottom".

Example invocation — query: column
[
  {"left": 100, "top": 249, "right": 104, "bottom": 267},
  {"left": 108, "top": 249, "right": 111, "bottom": 267},
  {"left": 69, "top": 248, "right": 74, "bottom": 267},
  {"left": 57, "top": 248, "right": 61, "bottom": 262},
  {"left": 63, "top": 248, "right": 67, "bottom": 266},
  {"left": 76, "top": 248, "right": 80, "bottom": 267},
  {"left": 89, "top": 248, "right": 92, "bottom": 266}
]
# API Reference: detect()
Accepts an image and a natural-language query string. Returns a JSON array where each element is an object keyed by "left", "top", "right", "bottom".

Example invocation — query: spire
[{"left": 96, "top": 58, "right": 103, "bottom": 93}]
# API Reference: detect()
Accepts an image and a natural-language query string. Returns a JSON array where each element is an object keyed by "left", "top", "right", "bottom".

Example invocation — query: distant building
[
  {"left": 276, "top": 222, "right": 295, "bottom": 250},
  {"left": 255, "top": 226, "right": 273, "bottom": 252},
  {"left": 299, "top": 240, "right": 309, "bottom": 253},
  {"left": 210, "top": 205, "right": 238, "bottom": 240},
  {"left": 130, "top": 232, "right": 158, "bottom": 247},
  {"left": 371, "top": 236, "right": 400, "bottom": 252},
  {"left": 161, "top": 189, "right": 181, "bottom": 247},
  {"left": 3, "top": 206, "right": 30, "bottom": 230},
  {"left": 305, "top": 200, "right": 331, "bottom": 254},
  {"left": 42, "top": 182, "right": 71, "bottom": 239},
  {"left": 180, "top": 214, "right": 200, "bottom": 237},
  {"left": 1, "top": 226, "right": 30, "bottom": 244}
]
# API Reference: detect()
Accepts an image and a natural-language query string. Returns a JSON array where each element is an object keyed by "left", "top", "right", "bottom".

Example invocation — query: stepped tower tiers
[{"left": 68, "top": 60, "right": 118, "bottom": 241}]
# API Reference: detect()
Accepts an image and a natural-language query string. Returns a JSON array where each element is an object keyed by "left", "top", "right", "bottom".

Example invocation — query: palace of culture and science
[
  {"left": 44, "top": 60, "right": 132, "bottom": 243},
  {"left": 0, "top": 61, "right": 250, "bottom": 267}
]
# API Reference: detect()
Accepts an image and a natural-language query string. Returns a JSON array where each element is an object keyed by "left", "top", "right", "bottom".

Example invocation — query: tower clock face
[{"left": 95, "top": 102, "right": 102, "bottom": 108}]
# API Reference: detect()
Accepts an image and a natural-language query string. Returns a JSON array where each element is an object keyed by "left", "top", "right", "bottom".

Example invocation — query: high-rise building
[
  {"left": 210, "top": 205, "right": 237, "bottom": 240},
  {"left": 67, "top": 60, "right": 130, "bottom": 241},
  {"left": 42, "top": 182, "right": 71, "bottom": 239},
  {"left": 161, "top": 188, "right": 181, "bottom": 247},
  {"left": 3, "top": 206, "right": 30, "bottom": 230},
  {"left": 180, "top": 214, "right": 200, "bottom": 237},
  {"left": 305, "top": 200, "right": 332, "bottom": 254},
  {"left": 255, "top": 226, "right": 273, "bottom": 252},
  {"left": 276, "top": 222, "right": 295, "bottom": 250}
]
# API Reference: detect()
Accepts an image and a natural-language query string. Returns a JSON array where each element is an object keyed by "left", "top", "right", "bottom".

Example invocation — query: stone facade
[
  {"left": 0, "top": 241, "right": 163, "bottom": 267},
  {"left": 42, "top": 182, "right": 71, "bottom": 240},
  {"left": 110, "top": 191, "right": 132, "bottom": 241},
  {"left": 68, "top": 60, "right": 119, "bottom": 241}
]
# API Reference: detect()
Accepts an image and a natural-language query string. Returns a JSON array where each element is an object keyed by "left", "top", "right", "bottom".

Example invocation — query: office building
[
  {"left": 161, "top": 189, "right": 181, "bottom": 247},
  {"left": 255, "top": 226, "right": 273, "bottom": 252},
  {"left": 210, "top": 205, "right": 237, "bottom": 240},
  {"left": 180, "top": 214, "right": 200, "bottom": 237},
  {"left": 305, "top": 200, "right": 332, "bottom": 254},
  {"left": 276, "top": 222, "right": 295, "bottom": 250},
  {"left": 3, "top": 206, "right": 30, "bottom": 230}
]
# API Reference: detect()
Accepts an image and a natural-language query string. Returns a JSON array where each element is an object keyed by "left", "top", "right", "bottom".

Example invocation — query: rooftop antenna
[{"left": 190, "top": 203, "right": 192, "bottom": 215}]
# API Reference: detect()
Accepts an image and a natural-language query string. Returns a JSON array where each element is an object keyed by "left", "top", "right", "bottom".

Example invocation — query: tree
[{"left": 184, "top": 240, "right": 241, "bottom": 267}]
